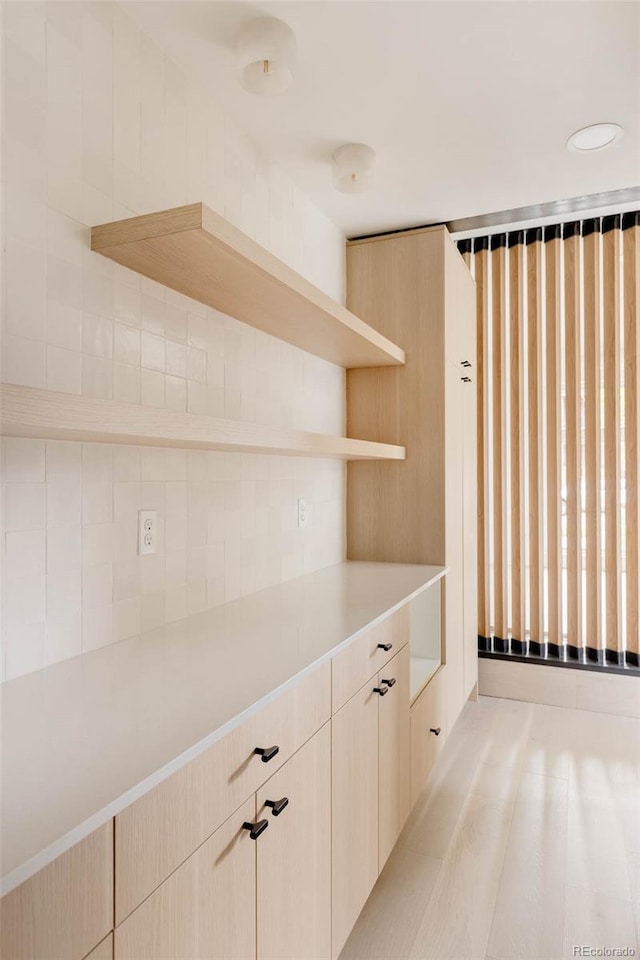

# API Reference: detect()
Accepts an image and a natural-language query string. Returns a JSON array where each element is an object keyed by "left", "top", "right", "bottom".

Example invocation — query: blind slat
[
  {"left": 564, "top": 231, "right": 583, "bottom": 651},
  {"left": 509, "top": 240, "right": 526, "bottom": 644},
  {"left": 476, "top": 247, "right": 491, "bottom": 639},
  {"left": 492, "top": 242, "right": 508, "bottom": 640},
  {"left": 624, "top": 223, "right": 640, "bottom": 657},
  {"left": 527, "top": 236, "right": 545, "bottom": 647},
  {"left": 545, "top": 235, "right": 563, "bottom": 647},
  {"left": 583, "top": 226, "right": 603, "bottom": 653},
  {"left": 603, "top": 225, "right": 622, "bottom": 654}
]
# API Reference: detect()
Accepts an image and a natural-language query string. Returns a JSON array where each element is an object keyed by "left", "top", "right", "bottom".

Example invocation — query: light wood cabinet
[
  {"left": 331, "top": 607, "right": 409, "bottom": 712},
  {"left": 377, "top": 644, "right": 411, "bottom": 870},
  {"left": 331, "top": 679, "right": 379, "bottom": 958},
  {"left": 84, "top": 935, "right": 113, "bottom": 960},
  {"left": 115, "top": 797, "right": 256, "bottom": 960},
  {"left": 116, "top": 662, "right": 330, "bottom": 921},
  {"left": 332, "top": 643, "right": 411, "bottom": 957},
  {"left": 256, "top": 724, "right": 331, "bottom": 960},
  {"left": 0, "top": 823, "right": 113, "bottom": 960},
  {"left": 410, "top": 668, "right": 447, "bottom": 805}
]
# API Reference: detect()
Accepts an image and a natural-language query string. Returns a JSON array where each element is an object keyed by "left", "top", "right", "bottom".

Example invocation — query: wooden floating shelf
[
  {"left": 0, "top": 385, "right": 406, "bottom": 461},
  {"left": 91, "top": 203, "right": 405, "bottom": 370}
]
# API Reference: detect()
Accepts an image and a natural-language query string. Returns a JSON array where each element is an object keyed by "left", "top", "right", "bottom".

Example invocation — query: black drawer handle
[
  {"left": 254, "top": 745, "right": 279, "bottom": 763},
  {"left": 461, "top": 376, "right": 472, "bottom": 383},
  {"left": 430, "top": 727, "right": 441, "bottom": 736},
  {"left": 373, "top": 686, "right": 389, "bottom": 696},
  {"left": 265, "top": 797, "right": 289, "bottom": 817},
  {"left": 381, "top": 677, "right": 396, "bottom": 687},
  {"left": 377, "top": 642, "right": 392, "bottom": 652},
  {"left": 461, "top": 360, "right": 472, "bottom": 367},
  {"left": 243, "top": 819, "right": 268, "bottom": 840}
]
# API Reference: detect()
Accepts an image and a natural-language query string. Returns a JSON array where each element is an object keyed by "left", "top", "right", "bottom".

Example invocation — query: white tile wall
[{"left": 0, "top": 1, "right": 347, "bottom": 681}]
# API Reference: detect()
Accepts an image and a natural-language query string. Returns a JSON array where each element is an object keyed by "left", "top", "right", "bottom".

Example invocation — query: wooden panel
[
  {"left": 475, "top": 244, "right": 491, "bottom": 639},
  {"left": 91, "top": 203, "right": 404, "bottom": 369},
  {"left": 332, "top": 607, "right": 409, "bottom": 713},
  {"left": 114, "top": 797, "right": 255, "bottom": 960},
  {"left": 509, "top": 238, "right": 526, "bottom": 644},
  {"left": 444, "top": 357, "right": 464, "bottom": 722},
  {"left": 378, "top": 644, "right": 411, "bottom": 870},
  {"left": 491, "top": 240, "right": 508, "bottom": 640},
  {"left": 624, "top": 221, "right": 640, "bottom": 657},
  {"left": 256, "top": 724, "right": 331, "bottom": 960},
  {"left": 410, "top": 668, "right": 446, "bottom": 806},
  {"left": 602, "top": 221, "right": 622, "bottom": 653},
  {"left": 564, "top": 228, "right": 583, "bottom": 651},
  {"left": 115, "top": 663, "right": 330, "bottom": 922},
  {"left": 583, "top": 224, "right": 603, "bottom": 653},
  {"left": 331, "top": 679, "right": 379, "bottom": 959},
  {"left": 0, "top": 823, "right": 113, "bottom": 960},
  {"left": 346, "top": 227, "right": 448, "bottom": 564},
  {"left": 462, "top": 315, "right": 479, "bottom": 698},
  {"left": 545, "top": 233, "right": 563, "bottom": 647},
  {"left": 527, "top": 234, "right": 545, "bottom": 647},
  {"left": 0, "top": 385, "right": 405, "bottom": 462},
  {"left": 84, "top": 934, "right": 113, "bottom": 960}
]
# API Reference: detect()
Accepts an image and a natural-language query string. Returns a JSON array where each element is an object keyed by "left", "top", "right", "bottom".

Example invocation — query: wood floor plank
[{"left": 563, "top": 886, "right": 638, "bottom": 956}]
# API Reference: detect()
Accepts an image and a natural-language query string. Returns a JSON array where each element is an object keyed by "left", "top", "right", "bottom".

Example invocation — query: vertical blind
[{"left": 459, "top": 212, "right": 640, "bottom": 669}]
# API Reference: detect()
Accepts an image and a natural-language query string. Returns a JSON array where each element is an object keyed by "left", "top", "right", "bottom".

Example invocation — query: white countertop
[{"left": 0, "top": 560, "right": 445, "bottom": 896}]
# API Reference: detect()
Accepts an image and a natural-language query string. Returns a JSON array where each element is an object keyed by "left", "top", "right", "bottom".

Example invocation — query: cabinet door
[
  {"left": 331, "top": 681, "right": 379, "bottom": 959},
  {"left": 378, "top": 644, "right": 410, "bottom": 870},
  {"left": 256, "top": 724, "right": 331, "bottom": 960},
  {"left": 115, "top": 797, "right": 255, "bottom": 960},
  {"left": 444, "top": 359, "right": 465, "bottom": 728},
  {"left": 410, "top": 668, "right": 446, "bottom": 806}
]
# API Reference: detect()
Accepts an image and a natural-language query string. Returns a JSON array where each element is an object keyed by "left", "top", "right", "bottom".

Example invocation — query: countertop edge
[{"left": 1, "top": 565, "right": 447, "bottom": 896}]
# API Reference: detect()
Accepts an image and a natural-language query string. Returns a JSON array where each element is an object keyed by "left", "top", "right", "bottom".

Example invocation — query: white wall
[{"left": 0, "top": 1, "right": 347, "bottom": 681}]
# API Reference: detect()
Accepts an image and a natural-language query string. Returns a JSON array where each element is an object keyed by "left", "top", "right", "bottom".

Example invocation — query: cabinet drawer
[
  {"left": 115, "top": 662, "right": 330, "bottom": 922},
  {"left": 332, "top": 607, "right": 409, "bottom": 713},
  {"left": 0, "top": 823, "right": 113, "bottom": 960},
  {"left": 115, "top": 797, "right": 255, "bottom": 960},
  {"left": 410, "top": 666, "right": 447, "bottom": 806}
]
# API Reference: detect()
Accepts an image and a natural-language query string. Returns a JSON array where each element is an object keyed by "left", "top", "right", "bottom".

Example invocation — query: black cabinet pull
[
  {"left": 373, "top": 686, "right": 389, "bottom": 696},
  {"left": 242, "top": 819, "right": 268, "bottom": 840},
  {"left": 381, "top": 677, "right": 396, "bottom": 687},
  {"left": 429, "top": 727, "right": 441, "bottom": 736},
  {"left": 377, "top": 642, "right": 392, "bottom": 651},
  {"left": 461, "top": 360, "right": 472, "bottom": 368},
  {"left": 461, "top": 376, "right": 472, "bottom": 383},
  {"left": 254, "top": 745, "right": 279, "bottom": 763},
  {"left": 265, "top": 797, "right": 289, "bottom": 817}
]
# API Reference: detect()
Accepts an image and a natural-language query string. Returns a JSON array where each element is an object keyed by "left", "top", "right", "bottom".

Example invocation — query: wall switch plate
[
  {"left": 297, "top": 498, "right": 309, "bottom": 528},
  {"left": 138, "top": 510, "right": 158, "bottom": 556}
]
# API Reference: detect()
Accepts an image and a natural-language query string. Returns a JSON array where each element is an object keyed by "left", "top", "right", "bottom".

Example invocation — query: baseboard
[{"left": 478, "top": 656, "right": 640, "bottom": 718}]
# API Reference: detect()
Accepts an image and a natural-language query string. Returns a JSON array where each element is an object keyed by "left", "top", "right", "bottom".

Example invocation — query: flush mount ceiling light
[
  {"left": 236, "top": 17, "right": 296, "bottom": 95},
  {"left": 567, "top": 122, "right": 623, "bottom": 152},
  {"left": 332, "top": 143, "right": 376, "bottom": 194}
]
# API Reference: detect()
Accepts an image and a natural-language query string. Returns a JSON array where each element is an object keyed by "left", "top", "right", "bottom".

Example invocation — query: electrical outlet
[
  {"left": 138, "top": 510, "right": 158, "bottom": 556},
  {"left": 297, "top": 498, "right": 309, "bottom": 528}
]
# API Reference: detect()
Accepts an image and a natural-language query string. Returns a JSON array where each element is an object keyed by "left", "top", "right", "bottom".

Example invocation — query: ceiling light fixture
[
  {"left": 332, "top": 144, "right": 376, "bottom": 194},
  {"left": 236, "top": 17, "right": 296, "bottom": 96},
  {"left": 567, "top": 123, "right": 623, "bottom": 152}
]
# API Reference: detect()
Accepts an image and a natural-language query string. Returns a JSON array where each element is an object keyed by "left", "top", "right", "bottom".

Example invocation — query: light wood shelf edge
[
  {"left": 91, "top": 203, "right": 405, "bottom": 370},
  {"left": 0, "top": 385, "right": 406, "bottom": 461}
]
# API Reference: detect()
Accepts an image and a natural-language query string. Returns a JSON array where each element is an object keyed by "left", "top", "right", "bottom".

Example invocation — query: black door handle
[
  {"left": 461, "top": 376, "right": 472, "bottom": 383},
  {"left": 265, "top": 797, "right": 289, "bottom": 817},
  {"left": 377, "top": 642, "right": 392, "bottom": 651},
  {"left": 254, "top": 745, "right": 279, "bottom": 763},
  {"left": 242, "top": 819, "right": 268, "bottom": 840},
  {"left": 461, "top": 360, "right": 472, "bottom": 367},
  {"left": 373, "top": 686, "right": 389, "bottom": 696},
  {"left": 381, "top": 678, "right": 396, "bottom": 687},
  {"left": 430, "top": 727, "right": 441, "bottom": 736}
]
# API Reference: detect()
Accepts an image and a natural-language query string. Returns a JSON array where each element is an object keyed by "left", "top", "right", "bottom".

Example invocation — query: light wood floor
[{"left": 340, "top": 695, "right": 640, "bottom": 960}]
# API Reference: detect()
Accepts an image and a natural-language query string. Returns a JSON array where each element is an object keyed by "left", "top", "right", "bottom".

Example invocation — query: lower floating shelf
[{"left": 0, "top": 385, "right": 406, "bottom": 461}]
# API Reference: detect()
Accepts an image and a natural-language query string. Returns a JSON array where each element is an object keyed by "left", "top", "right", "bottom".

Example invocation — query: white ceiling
[{"left": 125, "top": 1, "right": 640, "bottom": 237}]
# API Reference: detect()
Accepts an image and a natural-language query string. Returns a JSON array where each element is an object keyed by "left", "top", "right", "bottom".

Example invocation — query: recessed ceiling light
[{"left": 567, "top": 123, "right": 623, "bottom": 152}]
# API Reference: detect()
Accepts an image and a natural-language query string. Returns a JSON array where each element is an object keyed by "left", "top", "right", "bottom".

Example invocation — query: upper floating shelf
[
  {"left": 91, "top": 203, "right": 405, "bottom": 370},
  {"left": 0, "top": 385, "right": 406, "bottom": 461}
]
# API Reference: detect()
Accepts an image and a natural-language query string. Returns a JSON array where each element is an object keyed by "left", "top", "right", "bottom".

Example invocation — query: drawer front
[
  {"left": 115, "top": 662, "right": 330, "bottom": 922},
  {"left": 85, "top": 934, "right": 113, "bottom": 960},
  {"left": 0, "top": 823, "right": 113, "bottom": 960},
  {"left": 332, "top": 607, "right": 409, "bottom": 713},
  {"left": 115, "top": 797, "right": 256, "bottom": 960},
  {"left": 410, "top": 666, "right": 447, "bottom": 806}
]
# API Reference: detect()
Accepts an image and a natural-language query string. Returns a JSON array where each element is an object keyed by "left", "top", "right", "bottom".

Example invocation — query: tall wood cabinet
[{"left": 346, "top": 225, "right": 477, "bottom": 754}]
